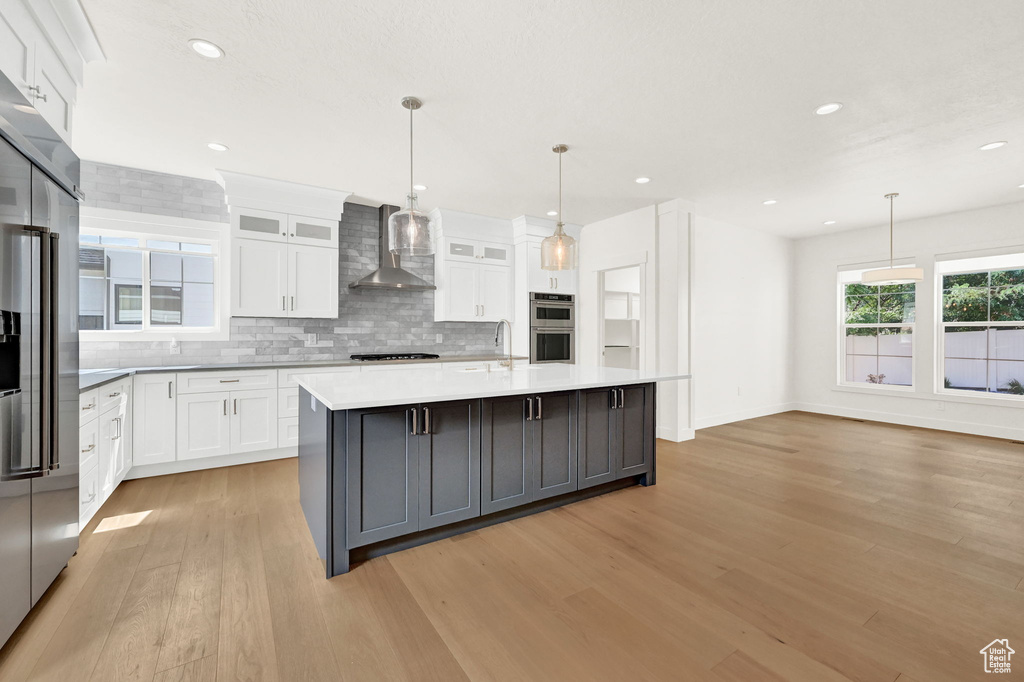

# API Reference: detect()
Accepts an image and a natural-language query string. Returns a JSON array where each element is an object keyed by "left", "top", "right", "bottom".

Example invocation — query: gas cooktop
[{"left": 349, "top": 353, "right": 441, "bottom": 362}]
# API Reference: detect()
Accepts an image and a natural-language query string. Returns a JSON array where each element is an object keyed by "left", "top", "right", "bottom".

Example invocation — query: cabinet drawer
[
  {"left": 79, "top": 389, "right": 99, "bottom": 426},
  {"left": 279, "top": 388, "right": 299, "bottom": 418},
  {"left": 98, "top": 380, "right": 129, "bottom": 413},
  {"left": 79, "top": 463, "right": 99, "bottom": 528},
  {"left": 79, "top": 419, "right": 99, "bottom": 473},
  {"left": 278, "top": 417, "right": 298, "bottom": 448},
  {"left": 176, "top": 369, "right": 276, "bottom": 394},
  {"left": 278, "top": 366, "right": 359, "bottom": 389}
]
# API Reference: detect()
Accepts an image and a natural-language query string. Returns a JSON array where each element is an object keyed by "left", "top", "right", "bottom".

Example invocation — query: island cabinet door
[
  {"left": 418, "top": 400, "right": 481, "bottom": 530},
  {"left": 530, "top": 391, "right": 578, "bottom": 501},
  {"left": 577, "top": 388, "right": 617, "bottom": 490},
  {"left": 346, "top": 405, "right": 420, "bottom": 548},
  {"left": 481, "top": 395, "right": 533, "bottom": 514},
  {"left": 616, "top": 384, "right": 654, "bottom": 479}
]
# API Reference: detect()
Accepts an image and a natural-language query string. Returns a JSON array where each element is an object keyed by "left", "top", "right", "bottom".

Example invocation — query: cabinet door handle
[
  {"left": 480, "top": 304, "right": 484, "bottom": 317},
  {"left": 553, "top": 277, "right": 558, "bottom": 290},
  {"left": 610, "top": 388, "right": 617, "bottom": 409},
  {"left": 82, "top": 443, "right": 95, "bottom": 453},
  {"left": 291, "top": 296, "right": 295, "bottom": 311},
  {"left": 422, "top": 407, "right": 430, "bottom": 435},
  {"left": 219, "top": 379, "right": 239, "bottom": 383},
  {"left": 536, "top": 396, "right": 542, "bottom": 420},
  {"left": 168, "top": 381, "right": 173, "bottom": 399},
  {"left": 81, "top": 403, "right": 95, "bottom": 411},
  {"left": 223, "top": 399, "right": 228, "bottom": 415},
  {"left": 619, "top": 388, "right": 625, "bottom": 408},
  {"left": 526, "top": 397, "right": 534, "bottom": 421},
  {"left": 282, "top": 296, "right": 286, "bottom": 311},
  {"left": 410, "top": 408, "right": 418, "bottom": 436},
  {"left": 108, "top": 391, "right": 121, "bottom": 398},
  {"left": 233, "top": 398, "right": 238, "bottom": 415}
]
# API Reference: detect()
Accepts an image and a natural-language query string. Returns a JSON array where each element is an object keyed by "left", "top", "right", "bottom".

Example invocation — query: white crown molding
[
  {"left": 24, "top": 0, "right": 105, "bottom": 85},
  {"left": 216, "top": 170, "right": 353, "bottom": 220}
]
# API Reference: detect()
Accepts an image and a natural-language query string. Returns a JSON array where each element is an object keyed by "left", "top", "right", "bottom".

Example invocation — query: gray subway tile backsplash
[{"left": 79, "top": 162, "right": 497, "bottom": 369}]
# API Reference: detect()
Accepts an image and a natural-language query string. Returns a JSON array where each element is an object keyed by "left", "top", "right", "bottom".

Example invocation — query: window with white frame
[
  {"left": 79, "top": 231, "right": 219, "bottom": 333},
  {"left": 839, "top": 270, "right": 915, "bottom": 387},
  {"left": 938, "top": 252, "right": 1024, "bottom": 397}
]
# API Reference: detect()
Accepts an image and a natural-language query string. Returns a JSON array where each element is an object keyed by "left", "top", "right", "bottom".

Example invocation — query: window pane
[
  {"left": 944, "top": 325, "right": 1024, "bottom": 397},
  {"left": 878, "top": 327, "right": 913, "bottom": 357},
  {"left": 991, "top": 360, "right": 1024, "bottom": 394},
  {"left": 182, "top": 255, "right": 214, "bottom": 283},
  {"left": 989, "top": 325, "right": 1024, "bottom": 359},
  {"left": 991, "top": 285, "right": 1024, "bottom": 321},
  {"left": 942, "top": 286, "right": 988, "bottom": 322},
  {"left": 943, "top": 272, "right": 987, "bottom": 288},
  {"left": 844, "top": 282, "right": 875, "bottom": 296},
  {"left": 879, "top": 356, "right": 912, "bottom": 386},
  {"left": 150, "top": 252, "right": 183, "bottom": 282},
  {"left": 845, "top": 295, "right": 878, "bottom": 324},
  {"left": 150, "top": 284, "right": 182, "bottom": 325},
  {"left": 944, "top": 359, "right": 987, "bottom": 392},
  {"left": 114, "top": 284, "right": 142, "bottom": 325},
  {"left": 944, "top": 327, "right": 987, "bottom": 359},
  {"left": 991, "top": 269, "right": 1024, "bottom": 286},
  {"left": 148, "top": 240, "right": 180, "bottom": 251},
  {"left": 79, "top": 234, "right": 100, "bottom": 244},
  {"left": 181, "top": 283, "right": 215, "bottom": 326},
  {"left": 845, "top": 327, "right": 912, "bottom": 386},
  {"left": 181, "top": 242, "right": 212, "bottom": 254},
  {"left": 879, "top": 283, "right": 915, "bottom": 294},
  {"left": 100, "top": 235, "right": 139, "bottom": 247},
  {"left": 880, "top": 293, "right": 915, "bottom": 323}
]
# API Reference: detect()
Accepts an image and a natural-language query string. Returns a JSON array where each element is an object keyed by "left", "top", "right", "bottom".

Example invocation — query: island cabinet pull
[
  {"left": 525, "top": 397, "right": 534, "bottom": 421},
  {"left": 410, "top": 407, "right": 418, "bottom": 436},
  {"left": 618, "top": 388, "right": 625, "bottom": 408},
  {"left": 422, "top": 407, "right": 431, "bottom": 435},
  {"left": 536, "top": 395, "right": 543, "bottom": 420}
]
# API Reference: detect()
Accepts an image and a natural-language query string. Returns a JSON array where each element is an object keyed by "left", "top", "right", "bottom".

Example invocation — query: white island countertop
[{"left": 295, "top": 363, "right": 691, "bottom": 411}]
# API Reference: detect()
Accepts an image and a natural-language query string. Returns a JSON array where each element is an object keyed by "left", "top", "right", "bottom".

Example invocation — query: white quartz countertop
[{"left": 295, "top": 364, "right": 691, "bottom": 411}]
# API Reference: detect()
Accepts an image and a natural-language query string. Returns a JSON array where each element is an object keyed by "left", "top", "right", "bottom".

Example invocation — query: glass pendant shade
[
  {"left": 389, "top": 194, "right": 434, "bottom": 256},
  {"left": 541, "top": 225, "right": 577, "bottom": 270}
]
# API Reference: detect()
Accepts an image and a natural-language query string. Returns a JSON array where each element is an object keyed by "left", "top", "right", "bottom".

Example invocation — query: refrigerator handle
[{"left": 48, "top": 233, "right": 59, "bottom": 471}]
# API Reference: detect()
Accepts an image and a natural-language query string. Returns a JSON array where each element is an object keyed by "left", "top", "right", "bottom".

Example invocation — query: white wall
[
  {"left": 793, "top": 200, "right": 1024, "bottom": 440},
  {"left": 692, "top": 216, "right": 795, "bottom": 429},
  {"left": 579, "top": 202, "right": 693, "bottom": 441}
]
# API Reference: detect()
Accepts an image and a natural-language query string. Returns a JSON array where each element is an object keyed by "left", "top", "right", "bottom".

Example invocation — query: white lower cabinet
[
  {"left": 79, "top": 377, "right": 131, "bottom": 529},
  {"left": 176, "top": 391, "right": 231, "bottom": 460},
  {"left": 278, "top": 417, "right": 299, "bottom": 448},
  {"left": 229, "top": 389, "right": 278, "bottom": 453},
  {"left": 132, "top": 374, "right": 177, "bottom": 466}
]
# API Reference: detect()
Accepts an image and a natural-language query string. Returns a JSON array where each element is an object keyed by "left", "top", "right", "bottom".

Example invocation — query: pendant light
[
  {"left": 541, "top": 144, "right": 578, "bottom": 270},
  {"left": 388, "top": 96, "right": 435, "bottom": 256},
  {"left": 861, "top": 193, "right": 923, "bottom": 285}
]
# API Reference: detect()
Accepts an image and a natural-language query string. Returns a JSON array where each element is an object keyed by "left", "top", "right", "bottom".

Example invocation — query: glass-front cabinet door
[
  {"left": 287, "top": 215, "right": 338, "bottom": 248},
  {"left": 231, "top": 208, "right": 288, "bottom": 243}
]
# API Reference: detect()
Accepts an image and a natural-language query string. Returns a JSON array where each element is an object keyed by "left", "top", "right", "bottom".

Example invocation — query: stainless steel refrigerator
[{"left": 0, "top": 68, "right": 80, "bottom": 648}]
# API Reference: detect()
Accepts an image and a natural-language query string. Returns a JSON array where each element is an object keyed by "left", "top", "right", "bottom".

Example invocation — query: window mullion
[{"left": 141, "top": 247, "right": 152, "bottom": 332}]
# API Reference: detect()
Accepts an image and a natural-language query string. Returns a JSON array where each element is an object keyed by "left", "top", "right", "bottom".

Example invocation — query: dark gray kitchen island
[{"left": 295, "top": 364, "right": 687, "bottom": 576}]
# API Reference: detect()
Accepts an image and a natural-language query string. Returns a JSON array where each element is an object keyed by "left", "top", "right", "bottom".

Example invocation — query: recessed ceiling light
[
  {"left": 979, "top": 141, "right": 1007, "bottom": 150},
  {"left": 189, "top": 39, "right": 224, "bottom": 59},
  {"left": 823, "top": 220, "right": 836, "bottom": 225},
  {"left": 815, "top": 102, "right": 843, "bottom": 115},
  {"left": 762, "top": 199, "right": 777, "bottom": 205},
  {"left": 413, "top": 184, "right": 427, "bottom": 191},
  {"left": 207, "top": 142, "right": 228, "bottom": 152},
  {"left": 546, "top": 210, "right": 558, "bottom": 216},
  {"left": 634, "top": 177, "right": 651, "bottom": 184}
]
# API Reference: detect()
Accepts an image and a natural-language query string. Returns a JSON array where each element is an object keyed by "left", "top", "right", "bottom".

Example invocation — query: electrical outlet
[
  {"left": 436, "top": 333, "right": 443, "bottom": 343},
  {"left": 306, "top": 333, "right": 318, "bottom": 346},
  {"left": 168, "top": 337, "right": 180, "bottom": 355}
]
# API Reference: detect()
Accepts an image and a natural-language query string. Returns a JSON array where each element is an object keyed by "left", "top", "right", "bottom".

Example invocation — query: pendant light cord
[
  {"left": 889, "top": 194, "right": 894, "bottom": 269},
  {"left": 405, "top": 103, "right": 409, "bottom": 199},
  {"left": 558, "top": 149, "right": 563, "bottom": 225}
]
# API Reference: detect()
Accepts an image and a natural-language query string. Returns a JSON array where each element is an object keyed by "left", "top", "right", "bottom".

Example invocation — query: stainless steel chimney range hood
[{"left": 348, "top": 204, "right": 436, "bottom": 290}]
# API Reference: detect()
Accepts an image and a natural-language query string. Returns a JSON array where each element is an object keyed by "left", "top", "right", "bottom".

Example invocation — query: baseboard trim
[
  {"left": 791, "top": 402, "right": 1024, "bottom": 441},
  {"left": 695, "top": 402, "right": 798, "bottom": 431},
  {"left": 126, "top": 447, "right": 297, "bottom": 479},
  {"left": 657, "top": 426, "right": 695, "bottom": 442}
]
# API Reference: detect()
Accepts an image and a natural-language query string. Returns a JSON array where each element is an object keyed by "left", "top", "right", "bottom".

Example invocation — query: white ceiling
[{"left": 75, "top": 0, "right": 1024, "bottom": 238}]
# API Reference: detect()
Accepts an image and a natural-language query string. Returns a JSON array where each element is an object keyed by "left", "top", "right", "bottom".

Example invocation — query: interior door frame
[{"left": 596, "top": 261, "right": 647, "bottom": 372}]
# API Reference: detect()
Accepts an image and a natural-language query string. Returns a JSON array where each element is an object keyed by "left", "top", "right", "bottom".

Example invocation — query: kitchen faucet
[{"left": 495, "top": 319, "right": 513, "bottom": 369}]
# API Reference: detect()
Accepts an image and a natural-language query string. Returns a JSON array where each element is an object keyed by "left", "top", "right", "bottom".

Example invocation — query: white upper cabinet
[
  {"left": 219, "top": 172, "right": 350, "bottom": 320},
  {"left": 526, "top": 242, "right": 577, "bottom": 295},
  {"left": 232, "top": 238, "right": 289, "bottom": 316},
  {"left": 288, "top": 243, "right": 338, "bottom": 317},
  {"left": 431, "top": 209, "right": 514, "bottom": 323},
  {"left": 232, "top": 207, "right": 288, "bottom": 243},
  {"left": 0, "top": 0, "right": 104, "bottom": 145}
]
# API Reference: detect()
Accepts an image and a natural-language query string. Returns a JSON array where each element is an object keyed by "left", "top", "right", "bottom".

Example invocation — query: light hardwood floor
[{"left": 2, "top": 411, "right": 1023, "bottom": 681}]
